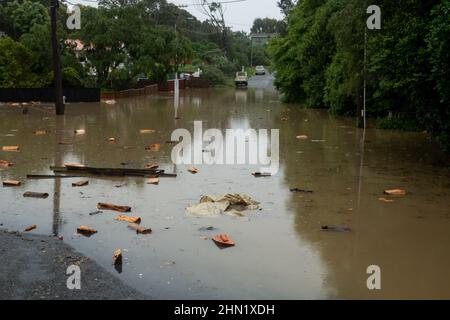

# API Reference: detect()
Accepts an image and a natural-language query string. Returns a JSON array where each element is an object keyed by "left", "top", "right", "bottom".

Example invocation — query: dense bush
[{"left": 269, "top": 0, "right": 450, "bottom": 151}]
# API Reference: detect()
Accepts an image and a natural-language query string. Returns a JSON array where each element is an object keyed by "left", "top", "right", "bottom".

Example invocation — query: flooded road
[{"left": 1, "top": 77, "right": 450, "bottom": 299}]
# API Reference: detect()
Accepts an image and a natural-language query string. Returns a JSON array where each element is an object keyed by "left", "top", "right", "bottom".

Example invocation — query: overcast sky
[
  {"left": 70, "top": 0, "right": 283, "bottom": 33},
  {"left": 168, "top": 0, "right": 283, "bottom": 32}
]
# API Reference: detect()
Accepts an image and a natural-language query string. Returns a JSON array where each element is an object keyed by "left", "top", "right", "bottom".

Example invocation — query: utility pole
[
  {"left": 362, "top": 27, "right": 367, "bottom": 129},
  {"left": 50, "top": 0, "right": 65, "bottom": 115},
  {"left": 174, "top": 13, "right": 180, "bottom": 120},
  {"left": 250, "top": 35, "right": 254, "bottom": 67},
  {"left": 357, "top": 23, "right": 367, "bottom": 128}
]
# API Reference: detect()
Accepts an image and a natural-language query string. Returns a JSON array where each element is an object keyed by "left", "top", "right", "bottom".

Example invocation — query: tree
[
  {"left": 277, "top": 0, "right": 298, "bottom": 17},
  {"left": 251, "top": 18, "right": 285, "bottom": 34},
  {"left": 197, "top": 1, "right": 229, "bottom": 57},
  {"left": 269, "top": 0, "right": 450, "bottom": 150},
  {"left": 0, "top": 36, "right": 45, "bottom": 87},
  {"left": 0, "top": 0, "right": 49, "bottom": 39}
]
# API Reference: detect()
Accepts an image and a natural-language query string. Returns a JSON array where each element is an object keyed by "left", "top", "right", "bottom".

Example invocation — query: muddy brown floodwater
[{"left": 1, "top": 85, "right": 450, "bottom": 299}]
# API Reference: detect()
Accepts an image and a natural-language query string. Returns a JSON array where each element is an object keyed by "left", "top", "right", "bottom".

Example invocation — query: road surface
[{"left": 247, "top": 72, "right": 276, "bottom": 90}]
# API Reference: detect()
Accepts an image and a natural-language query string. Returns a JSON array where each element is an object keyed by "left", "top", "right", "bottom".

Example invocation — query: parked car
[
  {"left": 255, "top": 65, "right": 266, "bottom": 75},
  {"left": 235, "top": 71, "right": 248, "bottom": 87}
]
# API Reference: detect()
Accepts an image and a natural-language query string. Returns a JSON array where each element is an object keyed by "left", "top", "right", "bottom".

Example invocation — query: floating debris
[
  {"left": 128, "top": 224, "right": 152, "bottom": 234},
  {"left": 188, "top": 167, "right": 199, "bottom": 174},
  {"left": 115, "top": 215, "right": 141, "bottom": 224},
  {"left": 145, "top": 144, "right": 161, "bottom": 152},
  {"left": 24, "top": 224, "right": 37, "bottom": 232},
  {"left": 145, "top": 163, "right": 159, "bottom": 169},
  {"left": 77, "top": 225, "right": 98, "bottom": 236},
  {"left": 296, "top": 135, "right": 308, "bottom": 140},
  {"left": 140, "top": 129, "right": 156, "bottom": 134},
  {"left": 72, "top": 180, "right": 89, "bottom": 187},
  {"left": 252, "top": 172, "right": 271, "bottom": 177},
  {"left": 89, "top": 210, "right": 102, "bottom": 216},
  {"left": 379, "top": 197, "right": 395, "bottom": 203},
  {"left": 33, "top": 130, "right": 47, "bottom": 135},
  {"left": 2, "top": 146, "right": 19, "bottom": 151},
  {"left": 187, "top": 193, "right": 259, "bottom": 217},
  {"left": 103, "top": 100, "right": 116, "bottom": 105},
  {"left": 108, "top": 137, "right": 116, "bottom": 142},
  {"left": 0, "top": 160, "right": 13, "bottom": 168},
  {"left": 198, "top": 226, "right": 216, "bottom": 232},
  {"left": 112, "top": 249, "right": 122, "bottom": 266},
  {"left": 64, "top": 162, "right": 85, "bottom": 168},
  {"left": 212, "top": 234, "right": 235, "bottom": 248},
  {"left": 384, "top": 189, "right": 407, "bottom": 196},
  {"left": 97, "top": 202, "right": 131, "bottom": 213},
  {"left": 3, "top": 180, "right": 21, "bottom": 186},
  {"left": 74, "top": 129, "right": 85, "bottom": 135},
  {"left": 321, "top": 225, "right": 351, "bottom": 233},
  {"left": 23, "top": 192, "right": 49, "bottom": 199},
  {"left": 147, "top": 178, "right": 159, "bottom": 185},
  {"left": 290, "top": 188, "right": 314, "bottom": 193}
]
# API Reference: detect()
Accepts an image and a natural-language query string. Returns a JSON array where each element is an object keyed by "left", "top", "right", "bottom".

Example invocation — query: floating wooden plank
[
  {"left": 0, "top": 160, "right": 13, "bottom": 167},
  {"left": 128, "top": 224, "right": 152, "bottom": 234},
  {"left": 140, "top": 129, "right": 156, "bottom": 134},
  {"left": 145, "top": 163, "right": 159, "bottom": 169},
  {"left": 384, "top": 189, "right": 406, "bottom": 196},
  {"left": 3, "top": 180, "right": 21, "bottom": 186},
  {"left": 64, "top": 163, "right": 85, "bottom": 168},
  {"left": 115, "top": 215, "right": 141, "bottom": 224},
  {"left": 2, "top": 146, "right": 19, "bottom": 151},
  {"left": 77, "top": 225, "right": 97, "bottom": 236},
  {"left": 97, "top": 202, "right": 131, "bottom": 213},
  {"left": 147, "top": 178, "right": 159, "bottom": 185},
  {"left": 112, "top": 249, "right": 122, "bottom": 265},
  {"left": 27, "top": 174, "right": 84, "bottom": 179},
  {"left": 145, "top": 144, "right": 160, "bottom": 152},
  {"left": 24, "top": 224, "right": 37, "bottom": 232},
  {"left": 72, "top": 180, "right": 89, "bottom": 187},
  {"left": 33, "top": 130, "right": 46, "bottom": 135},
  {"left": 74, "top": 129, "right": 85, "bottom": 135},
  {"left": 50, "top": 165, "right": 177, "bottom": 178},
  {"left": 23, "top": 192, "right": 49, "bottom": 199},
  {"left": 188, "top": 167, "right": 199, "bottom": 174}
]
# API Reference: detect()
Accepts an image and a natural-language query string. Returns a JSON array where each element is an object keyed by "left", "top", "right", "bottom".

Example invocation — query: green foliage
[
  {"left": 376, "top": 113, "right": 422, "bottom": 132},
  {"left": 200, "top": 64, "right": 227, "bottom": 86},
  {"left": 0, "top": 36, "right": 46, "bottom": 88},
  {"left": 270, "top": 0, "right": 450, "bottom": 150},
  {"left": 251, "top": 18, "right": 286, "bottom": 34},
  {"left": 0, "top": 0, "right": 49, "bottom": 39}
]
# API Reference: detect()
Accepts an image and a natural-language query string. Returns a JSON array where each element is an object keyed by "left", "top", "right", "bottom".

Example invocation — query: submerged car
[
  {"left": 235, "top": 71, "right": 248, "bottom": 87},
  {"left": 255, "top": 65, "right": 266, "bottom": 75}
]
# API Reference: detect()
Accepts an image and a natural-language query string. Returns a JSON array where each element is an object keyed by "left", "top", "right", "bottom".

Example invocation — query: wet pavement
[{"left": 1, "top": 75, "right": 450, "bottom": 299}]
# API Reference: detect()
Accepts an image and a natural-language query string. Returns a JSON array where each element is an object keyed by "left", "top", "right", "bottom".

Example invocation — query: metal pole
[
  {"left": 174, "top": 17, "right": 180, "bottom": 119},
  {"left": 50, "top": 0, "right": 64, "bottom": 115},
  {"left": 363, "top": 27, "right": 367, "bottom": 129},
  {"left": 250, "top": 36, "right": 254, "bottom": 67}
]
